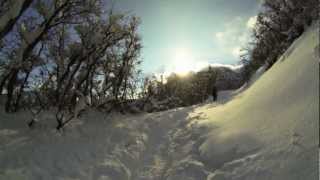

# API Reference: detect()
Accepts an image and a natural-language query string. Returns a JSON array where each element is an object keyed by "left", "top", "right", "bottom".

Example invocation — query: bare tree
[{"left": 0, "top": 0, "right": 101, "bottom": 112}]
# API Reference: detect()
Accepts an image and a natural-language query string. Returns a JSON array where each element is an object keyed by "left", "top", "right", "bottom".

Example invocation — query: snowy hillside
[
  {"left": 197, "top": 22, "right": 319, "bottom": 179},
  {"left": 0, "top": 23, "right": 318, "bottom": 180}
]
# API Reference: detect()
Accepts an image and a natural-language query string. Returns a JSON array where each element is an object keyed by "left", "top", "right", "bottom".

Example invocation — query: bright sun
[
  {"left": 164, "top": 47, "right": 209, "bottom": 77},
  {"left": 172, "top": 48, "right": 194, "bottom": 75}
]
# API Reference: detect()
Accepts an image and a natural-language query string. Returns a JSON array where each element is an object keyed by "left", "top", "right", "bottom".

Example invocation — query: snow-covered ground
[
  {"left": 0, "top": 23, "right": 318, "bottom": 180},
  {"left": 211, "top": 61, "right": 268, "bottom": 104}
]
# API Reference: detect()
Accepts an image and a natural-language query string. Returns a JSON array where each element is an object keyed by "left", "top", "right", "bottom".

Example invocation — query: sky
[{"left": 109, "top": 0, "right": 261, "bottom": 75}]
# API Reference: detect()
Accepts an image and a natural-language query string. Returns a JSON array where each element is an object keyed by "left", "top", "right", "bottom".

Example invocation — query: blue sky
[{"left": 109, "top": 0, "right": 261, "bottom": 75}]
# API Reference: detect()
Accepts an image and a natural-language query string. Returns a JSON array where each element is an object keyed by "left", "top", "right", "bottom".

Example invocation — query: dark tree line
[
  {"left": 0, "top": 0, "right": 142, "bottom": 129},
  {"left": 241, "top": 0, "right": 319, "bottom": 81},
  {"left": 139, "top": 67, "right": 218, "bottom": 112}
]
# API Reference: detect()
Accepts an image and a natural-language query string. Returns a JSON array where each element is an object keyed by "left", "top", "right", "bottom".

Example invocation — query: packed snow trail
[
  {"left": 131, "top": 106, "right": 220, "bottom": 180},
  {"left": 0, "top": 103, "right": 217, "bottom": 180},
  {"left": 132, "top": 107, "right": 200, "bottom": 179}
]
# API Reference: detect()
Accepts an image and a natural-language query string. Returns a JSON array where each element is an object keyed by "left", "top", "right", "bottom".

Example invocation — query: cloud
[
  {"left": 210, "top": 63, "right": 244, "bottom": 71},
  {"left": 247, "top": 16, "right": 257, "bottom": 29},
  {"left": 158, "top": 61, "right": 243, "bottom": 78},
  {"left": 215, "top": 32, "right": 224, "bottom": 39},
  {"left": 214, "top": 17, "right": 245, "bottom": 44},
  {"left": 232, "top": 47, "right": 242, "bottom": 57},
  {"left": 214, "top": 16, "right": 252, "bottom": 58}
]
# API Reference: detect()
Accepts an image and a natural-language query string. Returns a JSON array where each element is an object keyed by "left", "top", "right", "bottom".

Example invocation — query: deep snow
[
  {"left": 0, "top": 23, "right": 318, "bottom": 180},
  {"left": 198, "top": 22, "right": 319, "bottom": 180}
]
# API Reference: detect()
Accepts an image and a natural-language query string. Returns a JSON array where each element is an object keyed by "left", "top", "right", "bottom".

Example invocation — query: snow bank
[
  {"left": 205, "top": 62, "right": 268, "bottom": 105},
  {"left": 195, "top": 22, "right": 319, "bottom": 179}
]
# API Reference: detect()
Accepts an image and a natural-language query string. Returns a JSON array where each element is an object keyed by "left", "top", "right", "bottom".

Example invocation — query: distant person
[{"left": 212, "top": 85, "right": 217, "bottom": 101}]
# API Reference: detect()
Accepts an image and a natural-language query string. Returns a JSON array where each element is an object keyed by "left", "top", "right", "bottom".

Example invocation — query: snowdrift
[{"left": 195, "top": 22, "right": 319, "bottom": 179}]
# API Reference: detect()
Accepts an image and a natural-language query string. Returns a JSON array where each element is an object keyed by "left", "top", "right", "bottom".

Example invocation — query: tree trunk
[
  {"left": 0, "top": 71, "right": 11, "bottom": 94},
  {"left": 13, "top": 70, "right": 31, "bottom": 112},
  {"left": 5, "top": 69, "right": 18, "bottom": 112},
  {"left": 0, "top": 0, "right": 33, "bottom": 39}
]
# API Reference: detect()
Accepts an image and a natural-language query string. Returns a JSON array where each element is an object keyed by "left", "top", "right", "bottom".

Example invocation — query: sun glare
[
  {"left": 172, "top": 48, "right": 194, "bottom": 76},
  {"left": 163, "top": 47, "right": 210, "bottom": 77}
]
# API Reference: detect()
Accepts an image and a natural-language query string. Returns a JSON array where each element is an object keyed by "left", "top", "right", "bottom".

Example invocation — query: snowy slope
[
  {"left": 211, "top": 62, "right": 268, "bottom": 104},
  {"left": 0, "top": 23, "right": 318, "bottom": 180},
  {"left": 196, "top": 22, "right": 319, "bottom": 179}
]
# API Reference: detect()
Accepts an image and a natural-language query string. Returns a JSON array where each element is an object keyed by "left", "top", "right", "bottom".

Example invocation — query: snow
[
  {"left": 247, "top": 64, "right": 268, "bottom": 85},
  {"left": 0, "top": 23, "right": 318, "bottom": 180},
  {"left": 197, "top": 22, "right": 319, "bottom": 179},
  {"left": 208, "top": 63, "right": 267, "bottom": 105},
  {"left": 207, "top": 61, "right": 268, "bottom": 105}
]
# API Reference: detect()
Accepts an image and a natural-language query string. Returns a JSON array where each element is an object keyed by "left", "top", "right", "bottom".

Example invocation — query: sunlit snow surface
[{"left": 0, "top": 23, "right": 318, "bottom": 180}]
